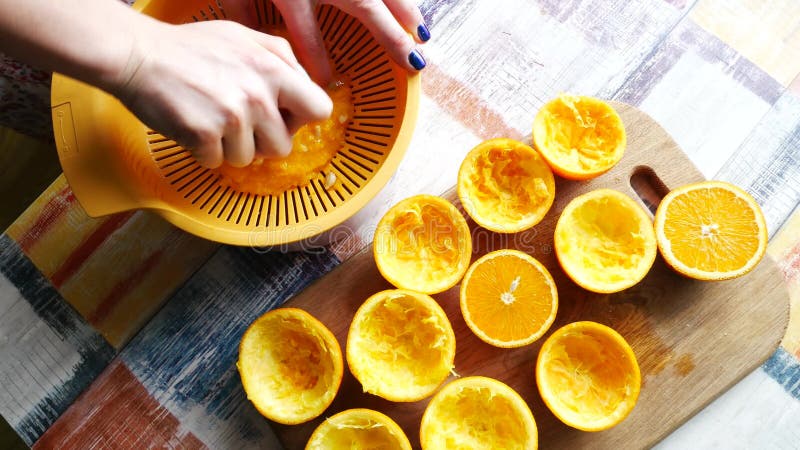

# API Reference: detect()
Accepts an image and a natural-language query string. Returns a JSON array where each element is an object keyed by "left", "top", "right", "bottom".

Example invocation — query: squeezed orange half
[{"left": 216, "top": 80, "right": 352, "bottom": 195}]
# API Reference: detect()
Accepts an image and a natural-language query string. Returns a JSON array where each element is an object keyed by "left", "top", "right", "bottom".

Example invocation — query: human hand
[
  {"left": 110, "top": 18, "right": 333, "bottom": 168},
  {"left": 271, "top": 0, "right": 430, "bottom": 84}
]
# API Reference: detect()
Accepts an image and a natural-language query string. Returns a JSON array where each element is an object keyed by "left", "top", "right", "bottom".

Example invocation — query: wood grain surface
[
  {"left": 2, "top": 1, "right": 800, "bottom": 447},
  {"left": 271, "top": 103, "right": 790, "bottom": 449}
]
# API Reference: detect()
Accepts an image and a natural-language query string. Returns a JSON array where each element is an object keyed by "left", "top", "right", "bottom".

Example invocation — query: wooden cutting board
[{"left": 271, "top": 103, "right": 790, "bottom": 449}]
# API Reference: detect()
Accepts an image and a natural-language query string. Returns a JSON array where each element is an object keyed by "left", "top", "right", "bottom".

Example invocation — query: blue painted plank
[
  {"left": 0, "top": 234, "right": 115, "bottom": 445},
  {"left": 763, "top": 347, "right": 800, "bottom": 400},
  {"left": 119, "top": 245, "right": 340, "bottom": 447}
]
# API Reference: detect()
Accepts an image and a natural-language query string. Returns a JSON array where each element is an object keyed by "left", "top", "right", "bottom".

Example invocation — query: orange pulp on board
[
  {"left": 237, "top": 308, "right": 343, "bottom": 425},
  {"left": 536, "top": 321, "right": 641, "bottom": 431},
  {"left": 457, "top": 138, "right": 555, "bottom": 233},
  {"left": 420, "top": 376, "right": 538, "bottom": 450},
  {"left": 216, "top": 80, "right": 352, "bottom": 195},
  {"left": 532, "top": 95, "right": 626, "bottom": 180},
  {"left": 460, "top": 249, "right": 558, "bottom": 348},
  {"left": 554, "top": 189, "right": 657, "bottom": 293},
  {"left": 346, "top": 289, "right": 456, "bottom": 402},
  {"left": 373, "top": 195, "right": 472, "bottom": 294},
  {"left": 305, "top": 408, "right": 412, "bottom": 450},
  {"left": 654, "top": 180, "right": 767, "bottom": 280}
]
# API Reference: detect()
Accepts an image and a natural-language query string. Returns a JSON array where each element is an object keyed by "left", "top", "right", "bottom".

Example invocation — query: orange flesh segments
[
  {"left": 460, "top": 249, "right": 558, "bottom": 348},
  {"left": 654, "top": 181, "right": 767, "bottom": 280}
]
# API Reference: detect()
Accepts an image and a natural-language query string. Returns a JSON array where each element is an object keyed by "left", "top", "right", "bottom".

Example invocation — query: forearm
[{"left": 0, "top": 0, "right": 154, "bottom": 91}]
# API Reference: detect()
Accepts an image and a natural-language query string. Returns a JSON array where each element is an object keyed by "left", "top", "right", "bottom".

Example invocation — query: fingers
[
  {"left": 281, "top": 108, "right": 306, "bottom": 136},
  {"left": 251, "top": 62, "right": 331, "bottom": 159},
  {"left": 196, "top": 38, "right": 328, "bottom": 165},
  {"left": 222, "top": 0, "right": 259, "bottom": 29},
  {"left": 222, "top": 111, "right": 256, "bottom": 168},
  {"left": 273, "top": 0, "right": 333, "bottom": 85},
  {"left": 278, "top": 68, "right": 333, "bottom": 125},
  {"left": 253, "top": 102, "right": 293, "bottom": 158},
  {"left": 328, "top": 0, "right": 426, "bottom": 71},
  {"left": 192, "top": 134, "right": 225, "bottom": 169},
  {"left": 383, "top": 0, "right": 428, "bottom": 43},
  {"left": 245, "top": 28, "right": 303, "bottom": 71},
  {"left": 250, "top": 58, "right": 324, "bottom": 159}
]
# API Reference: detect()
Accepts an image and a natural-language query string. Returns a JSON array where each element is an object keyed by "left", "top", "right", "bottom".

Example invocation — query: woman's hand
[
  {"left": 0, "top": 0, "right": 429, "bottom": 169},
  {"left": 110, "top": 0, "right": 429, "bottom": 168},
  {"left": 110, "top": 19, "right": 333, "bottom": 168},
  {"left": 272, "top": 0, "right": 430, "bottom": 84}
]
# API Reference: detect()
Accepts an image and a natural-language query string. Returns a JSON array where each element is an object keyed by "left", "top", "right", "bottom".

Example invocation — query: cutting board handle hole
[{"left": 630, "top": 166, "right": 669, "bottom": 214}]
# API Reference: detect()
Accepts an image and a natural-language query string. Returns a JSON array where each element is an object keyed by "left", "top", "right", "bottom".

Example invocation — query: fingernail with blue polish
[
  {"left": 408, "top": 49, "right": 426, "bottom": 70},
  {"left": 417, "top": 23, "right": 431, "bottom": 42}
]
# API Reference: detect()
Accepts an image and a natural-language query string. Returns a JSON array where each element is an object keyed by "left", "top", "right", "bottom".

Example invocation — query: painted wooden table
[{"left": 2, "top": 0, "right": 800, "bottom": 448}]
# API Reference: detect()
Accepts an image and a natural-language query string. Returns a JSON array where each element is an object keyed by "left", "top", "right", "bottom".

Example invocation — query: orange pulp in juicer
[{"left": 215, "top": 80, "right": 353, "bottom": 196}]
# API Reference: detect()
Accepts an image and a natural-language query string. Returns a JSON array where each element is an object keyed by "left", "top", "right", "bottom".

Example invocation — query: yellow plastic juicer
[{"left": 51, "top": 0, "right": 419, "bottom": 246}]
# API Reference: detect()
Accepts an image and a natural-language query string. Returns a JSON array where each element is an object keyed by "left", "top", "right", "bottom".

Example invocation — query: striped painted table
[{"left": 2, "top": 0, "right": 800, "bottom": 448}]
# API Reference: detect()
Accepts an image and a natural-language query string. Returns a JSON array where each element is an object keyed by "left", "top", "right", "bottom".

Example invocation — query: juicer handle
[{"left": 53, "top": 100, "right": 152, "bottom": 217}]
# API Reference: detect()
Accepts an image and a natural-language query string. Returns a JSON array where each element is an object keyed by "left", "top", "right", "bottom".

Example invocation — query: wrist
[{"left": 92, "top": 11, "right": 160, "bottom": 98}]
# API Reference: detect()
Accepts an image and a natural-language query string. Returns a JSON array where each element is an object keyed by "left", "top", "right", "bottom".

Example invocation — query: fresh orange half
[
  {"left": 460, "top": 249, "right": 558, "bottom": 348},
  {"left": 536, "top": 321, "right": 640, "bottom": 431},
  {"left": 532, "top": 95, "right": 626, "bottom": 180},
  {"left": 237, "top": 308, "right": 343, "bottom": 425},
  {"left": 554, "top": 189, "right": 657, "bottom": 293},
  {"left": 373, "top": 195, "right": 472, "bottom": 294},
  {"left": 347, "top": 289, "right": 456, "bottom": 402},
  {"left": 420, "top": 376, "right": 538, "bottom": 450},
  {"left": 654, "top": 180, "right": 767, "bottom": 280},
  {"left": 306, "top": 408, "right": 412, "bottom": 450},
  {"left": 457, "top": 138, "right": 555, "bottom": 233}
]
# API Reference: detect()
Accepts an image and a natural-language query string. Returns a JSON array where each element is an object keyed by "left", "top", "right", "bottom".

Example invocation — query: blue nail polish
[
  {"left": 417, "top": 23, "right": 431, "bottom": 42},
  {"left": 408, "top": 49, "right": 426, "bottom": 70}
]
